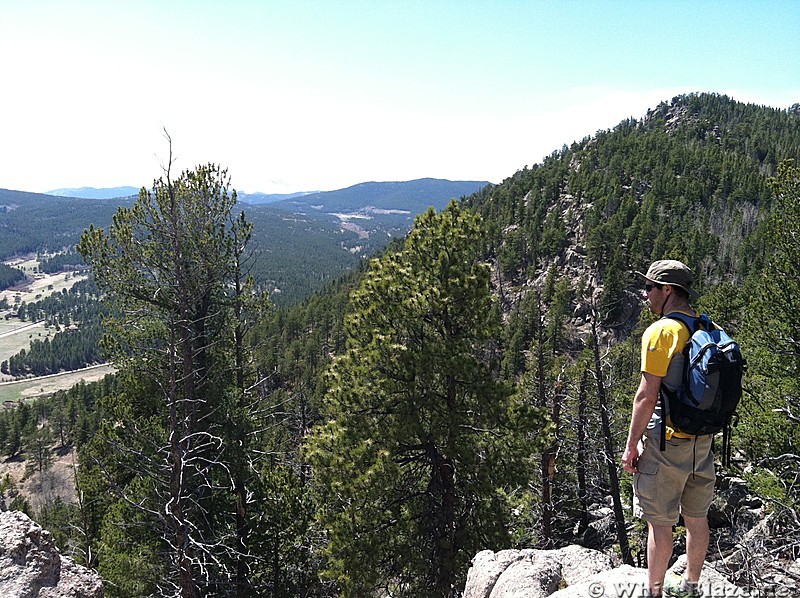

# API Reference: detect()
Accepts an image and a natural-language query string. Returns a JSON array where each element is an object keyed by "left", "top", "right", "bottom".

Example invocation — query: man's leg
[
  {"left": 682, "top": 515, "right": 709, "bottom": 583},
  {"left": 648, "top": 522, "right": 673, "bottom": 595}
]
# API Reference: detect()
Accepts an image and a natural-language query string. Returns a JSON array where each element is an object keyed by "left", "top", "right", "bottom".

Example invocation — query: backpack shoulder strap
[
  {"left": 664, "top": 311, "right": 700, "bottom": 332},
  {"left": 658, "top": 312, "right": 697, "bottom": 452},
  {"left": 659, "top": 387, "right": 670, "bottom": 452}
]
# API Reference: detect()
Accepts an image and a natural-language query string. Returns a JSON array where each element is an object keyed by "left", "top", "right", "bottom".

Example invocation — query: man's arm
[{"left": 621, "top": 371, "right": 662, "bottom": 473}]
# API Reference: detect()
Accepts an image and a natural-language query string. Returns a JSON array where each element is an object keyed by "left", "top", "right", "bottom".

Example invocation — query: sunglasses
[{"left": 645, "top": 283, "right": 660, "bottom": 292}]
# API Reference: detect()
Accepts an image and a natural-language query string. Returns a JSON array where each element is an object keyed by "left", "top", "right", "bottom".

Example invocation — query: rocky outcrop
[
  {"left": 465, "top": 474, "right": 800, "bottom": 597},
  {"left": 0, "top": 510, "right": 103, "bottom": 597},
  {"left": 708, "top": 475, "right": 764, "bottom": 529},
  {"left": 463, "top": 545, "right": 612, "bottom": 598},
  {"left": 463, "top": 546, "right": 742, "bottom": 598}
]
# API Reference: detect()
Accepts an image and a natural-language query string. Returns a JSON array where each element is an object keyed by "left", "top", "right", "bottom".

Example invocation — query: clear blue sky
[{"left": 1, "top": 0, "right": 798, "bottom": 194}]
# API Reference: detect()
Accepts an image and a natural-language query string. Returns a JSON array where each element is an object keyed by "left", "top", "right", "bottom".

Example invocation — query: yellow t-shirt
[{"left": 641, "top": 311, "right": 697, "bottom": 439}]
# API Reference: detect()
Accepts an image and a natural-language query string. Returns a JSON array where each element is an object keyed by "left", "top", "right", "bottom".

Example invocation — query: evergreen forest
[
  {"left": 0, "top": 180, "right": 479, "bottom": 306},
  {"left": 0, "top": 262, "right": 26, "bottom": 289},
  {"left": 1, "top": 93, "right": 799, "bottom": 597}
]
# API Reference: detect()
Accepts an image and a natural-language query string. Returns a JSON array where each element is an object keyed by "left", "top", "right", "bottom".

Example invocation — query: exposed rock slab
[
  {"left": 0, "top": 510, "right": 103, "bottom": 597},
  {"left": 550, "top": 555, "right": 741, "bottom": 598},
  {"left": 464, "top": 546, "right": 742, "bottom": 598},
  {"left": 464, "top": 545, "right": 612, "bottom": 598}
]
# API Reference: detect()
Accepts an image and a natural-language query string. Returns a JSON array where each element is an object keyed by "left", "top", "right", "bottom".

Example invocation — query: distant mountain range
[
  {"left": 236, "top": 191, "right": 319, "bottom": 204},
  {"left": 46, "top": 179, "right": 490, "bottom": 211},
  {"left": 45, "top": 187, "right": 317, "bottom": 203},
  {"left": 267, "top": 178, "right": 490, "bottom": 214},
  {"left": 47, "top": 186, "right": 140, "bottom": 199}
]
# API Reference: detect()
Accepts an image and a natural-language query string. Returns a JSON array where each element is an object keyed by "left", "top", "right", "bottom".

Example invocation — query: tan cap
[{"left": 635, "top": 259, "right": 700, "bottom": 299}]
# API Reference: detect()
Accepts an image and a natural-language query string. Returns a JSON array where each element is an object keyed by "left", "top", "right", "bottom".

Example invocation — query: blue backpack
[{"left": 659, "top": 312, "right": 747, "bottom": 464}]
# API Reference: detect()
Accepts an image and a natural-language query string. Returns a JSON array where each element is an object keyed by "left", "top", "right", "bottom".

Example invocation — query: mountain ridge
[
  {"left": 269, "top": 177, "right": 489, "bottom": 213},
  {"left": 38, "top": 178, "right": 489, "bottom": 209},
  {"left": 46, "top": 185, "right": 140, "bottom": 199}
]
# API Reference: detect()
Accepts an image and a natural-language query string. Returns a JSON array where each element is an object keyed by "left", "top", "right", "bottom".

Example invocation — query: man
[{"left": 621, "top": 259, "right": 714, "bottom": 598}]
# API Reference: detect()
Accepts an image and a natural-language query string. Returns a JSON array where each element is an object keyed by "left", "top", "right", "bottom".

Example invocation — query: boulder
[
  {"left": 0, "top": 510, "right": 103, "bottom": 597},
  {"left": 464, "top": 546, "right": 742, "bottom": 598},
  {"left": 552, "top": 555, "right": 741, "bottom": 598},
  {"left": 486, "top": 552, "right": 562, "bottom": 598},
  {"left": 463, "top": 545, "right": 612, "bottom": 598},
  {"left": 578, "top": 505, "right": 615, "bottom": 550},
  {"left": 464, "top": 550, "right": 529, "bottom": 598},
  {"left": 708, "top": 476, "right": 763, "bottom": 529}
]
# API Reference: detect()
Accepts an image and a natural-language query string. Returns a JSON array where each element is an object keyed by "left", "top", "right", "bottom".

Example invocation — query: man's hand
[{"left": 621, "top": 445, "right": 639, "bottom": 473}]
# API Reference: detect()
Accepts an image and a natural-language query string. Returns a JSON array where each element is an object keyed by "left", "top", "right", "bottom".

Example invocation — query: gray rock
[
  {"left": 0, "top": 510, "right": 103, "bottom": 597},
  {"left": 708, "top": 476, "right": 763, "bottom": 529},
  {"left": 464, "top": 550, "right": 530, "bottom": 598},
  {"left": 464, "top": 545, "right": 744, "bottom": 598},
  {"left": 463, "top": 545, "right": 613, "bottom": 598},
  {"left": 556, "top": 545, "right": 614, "bottom": 585},
  {"left": 488, "top": 552, "right": 562, "bottom": 598},
  {"left": 549, "top": 564, "right": 642, "bottom": 598},
  {"left": 550, "top": 556, "right": 742, "bottom": 598},
  {"left": 582, "top": 512, "right": 615, "bottom": 550}
]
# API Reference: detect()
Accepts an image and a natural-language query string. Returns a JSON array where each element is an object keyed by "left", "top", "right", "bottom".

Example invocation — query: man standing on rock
[{"left": 621, "top": 260, "right": 714, "bottom": 598}]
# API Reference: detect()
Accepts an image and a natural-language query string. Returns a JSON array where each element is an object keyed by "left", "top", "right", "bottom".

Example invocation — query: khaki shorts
[{"left": 633, "top": 434, "right": 715, "bottom": 526}]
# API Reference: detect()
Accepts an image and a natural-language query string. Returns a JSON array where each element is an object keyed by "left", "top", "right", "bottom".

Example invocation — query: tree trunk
[
  {"left": 430, "top": 442, "right": 457, "bottom": 598},
  {"left": 233, "top": 263, "right": 251, "bottom": 597},
  {"left": 431, "top": 375, "right": 459, "bottom": 597},
  {"left": 592, "top": 316, "right": 633, "bottom": 566},
  {"left": 575, "top": 366, "right": 590, "bottom": 536},
  {"left": 535, "top": 295, "right": 554, "bottom": 545}
]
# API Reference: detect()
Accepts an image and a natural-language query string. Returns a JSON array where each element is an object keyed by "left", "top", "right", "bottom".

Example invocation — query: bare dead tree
[
  {"left": 591, "top": 310, "right": 633, "bottom": 565},
  {"left": 575, "top": 365, "right": 590, "bottom": 536}
]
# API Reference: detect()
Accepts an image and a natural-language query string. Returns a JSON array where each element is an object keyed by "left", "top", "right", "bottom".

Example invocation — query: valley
[
  {"left": 0, "top": 256, "right": 102, "bottom": 399},
  {"left": 0, "top": 179, "right": 487, "bottom": 401},
  {"left": 0, "top": 320, "right": 51, "bottom": 380},
  {"left": 1, "top": 178, "right": 486, "bottom": 307},
  {"left": 0, "top": 364, "right": 115, "bottom": 404},
  {"left": 0, "top": 256, "right": 87, "bottom": 305}
]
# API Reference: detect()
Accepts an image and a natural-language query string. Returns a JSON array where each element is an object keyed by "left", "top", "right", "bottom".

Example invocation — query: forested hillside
[
  {"left": 467, "top": 93, "right": 800, "bottom": 330},
  {"left": 1, "top": 179, "right": 481, "bottom": 305},
  {"left": 0, "top": 188, "right": 363, "bottom": 305},
  {"left": 0, "top": 189, "right": 127, "bottom": 258},
  {"left": 270, "top": 178, "right": 489, "bottom": 212},
  {"left": 0, "top": 262, "right": 25, "bottom": 289},
  {"left": 2, "top": 93, "right": 799, "bottom": 597}
]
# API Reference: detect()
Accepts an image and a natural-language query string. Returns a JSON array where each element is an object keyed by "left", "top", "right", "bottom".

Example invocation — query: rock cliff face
[
  {"left": 463, "top": 546, "right": 742, "bottom": 598},
  {"left": 0, "top": 510, "right": 103, "bottom": 598}
]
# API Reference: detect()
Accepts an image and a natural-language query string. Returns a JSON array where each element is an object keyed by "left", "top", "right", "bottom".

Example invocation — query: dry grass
[
  {"left": 0, "top": 322, "right": 54, "bottom": 380},
  {"left": 0, "top": 261, "right": 97, "bottom": 511},
  {"left": 0, "top": 364, "right": 116, "bottom": 404},
  {"left": 1, "top": 264, "right": 88, "bottom": 381},
  {"left": 0, "top": 263, "right": 86, "bottom": 308},
  {"left": 1, "top": 257, "right": 101, "bottom": 392},
  {"left": 1, "top": 444, "right": 78, "bottom": 510}
]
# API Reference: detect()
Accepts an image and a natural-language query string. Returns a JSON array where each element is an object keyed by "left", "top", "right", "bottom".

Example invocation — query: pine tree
[
  {"left": 738, "top": 160, "right": 800, "bottom": 499},
  {"left": 78, "top": 157, "right": 262, "bottom": 597},
  {"left": 306, "top": 201, "right": 548, "bottom": 596}
]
